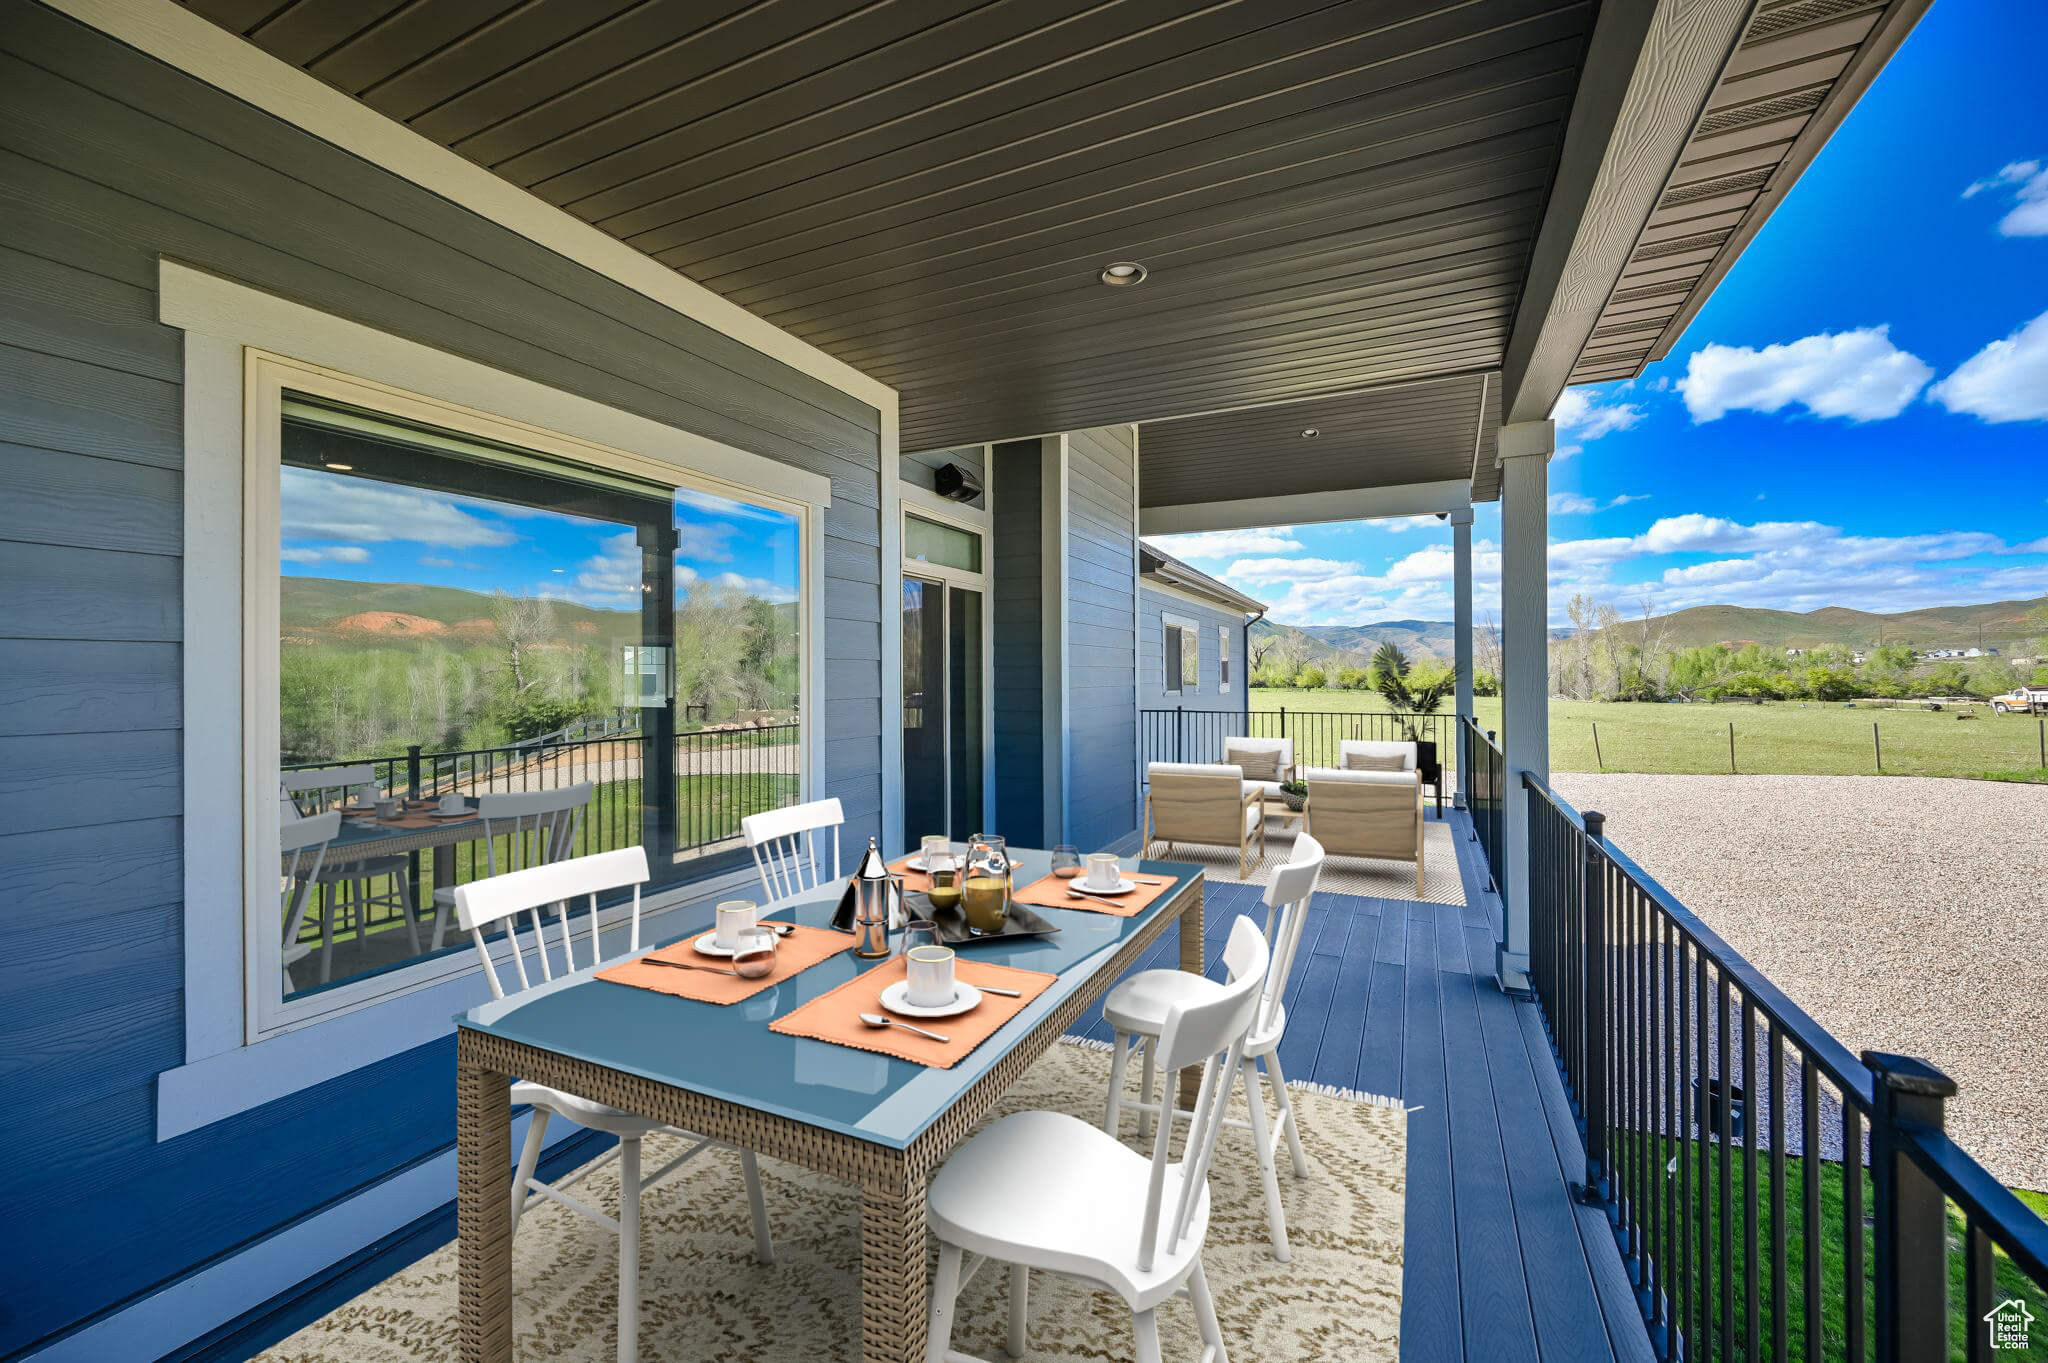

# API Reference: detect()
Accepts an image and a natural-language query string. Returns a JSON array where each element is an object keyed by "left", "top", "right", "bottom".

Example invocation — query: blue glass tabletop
[{"left": 454, "top": 850, "right": 1202, "bottom": 1149}]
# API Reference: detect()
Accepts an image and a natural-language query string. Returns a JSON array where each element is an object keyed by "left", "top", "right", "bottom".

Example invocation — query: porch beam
[
  {"left": 1498, "top": 0, "right": 1754, "bottom": 424},
  {"left": 1496, "top": 419, "right": 1553, "bottom": 993},
  {"left": 1451, "top": 507, "right": 1475, "bottom": 808},
  {"left": 1138, "top": 479, "right": 1469, "bottom": 536}
]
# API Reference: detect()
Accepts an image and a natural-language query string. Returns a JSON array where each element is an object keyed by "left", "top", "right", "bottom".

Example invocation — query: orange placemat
[
  {"left": 887, "top": 856, "right": 933, "bottom": 893},
  {"left": 769, "top": 956, "right": 1056, "bottom": 1068},
  {"left": 595, "top": 924, "right": 856, "bottom": 1005},
  {"left": 1011, "top": 871, "right": 1178, "bottom": 918}
]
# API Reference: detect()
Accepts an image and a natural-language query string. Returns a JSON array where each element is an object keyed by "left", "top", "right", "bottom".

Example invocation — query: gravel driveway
[{"left": 1550, "top": 773, "right": 2048, "bottom": 1192}]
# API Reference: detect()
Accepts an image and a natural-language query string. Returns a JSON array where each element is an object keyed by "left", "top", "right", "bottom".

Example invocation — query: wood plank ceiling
[
  {"left": 1138, "top": 373, "right": 1494, "bottom": 510},
  {"left": 179, "top": 0, "right": 1595, "bottom": 453}
]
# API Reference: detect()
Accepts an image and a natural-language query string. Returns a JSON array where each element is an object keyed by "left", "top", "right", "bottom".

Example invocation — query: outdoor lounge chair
[
  {"left": 1218, "top": 736, "right": 1294, "bottom": 806},
  {"left": 1145, "top": 761, "right": 1265, "bottom": 877},
  {"left": 1304, "top": 764, "right": 1424, "bottom": 895}
]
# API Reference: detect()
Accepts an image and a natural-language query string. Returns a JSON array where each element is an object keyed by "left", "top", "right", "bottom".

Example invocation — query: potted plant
[
  {"left": 1373, "top": 663, "right": 1455, "bottom": 795},
  {"left": 1278, "top": 777, "right": 1309, "bottom": 812}
]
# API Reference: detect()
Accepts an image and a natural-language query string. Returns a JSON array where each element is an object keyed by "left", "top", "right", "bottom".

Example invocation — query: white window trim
[
  {"left": 1162, "top": 611, "right": 1201, "bottom": 696},
  {"left": 1218, "top": 624, "right": 1233, "bottom": 693},
  {"left": 160, "top": 261, "right": 832, "bottom": 1139}
]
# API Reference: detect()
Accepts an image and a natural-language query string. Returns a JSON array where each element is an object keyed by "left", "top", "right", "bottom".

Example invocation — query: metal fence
[
  {"left": 1525, "top": 774, "right": 2048, "bottom": 1363},
  {"left": 1140, "top": 706, "right": 1450, "bottom": 774},
  {"left": 1459, "top": 716, "right": 1505, "bottom": 906}
]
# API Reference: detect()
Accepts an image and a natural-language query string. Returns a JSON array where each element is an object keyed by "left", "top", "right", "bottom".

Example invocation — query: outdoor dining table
[{"left": 452, "top": 847, "right": 1206, "bottom": 1363}]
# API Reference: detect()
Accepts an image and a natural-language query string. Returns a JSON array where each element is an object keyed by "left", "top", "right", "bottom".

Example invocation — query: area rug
[
  {"left": 1147, "top": 817, "right": 1468, "bottom": 906},
  {"left": 257, "top": 1039, "right": 1406, "bottom": 1362}
]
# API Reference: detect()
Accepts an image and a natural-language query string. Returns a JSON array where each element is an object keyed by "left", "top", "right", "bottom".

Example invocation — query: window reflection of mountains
[{"left": 281, "top": 577, "right": 794, "bottom": 651}]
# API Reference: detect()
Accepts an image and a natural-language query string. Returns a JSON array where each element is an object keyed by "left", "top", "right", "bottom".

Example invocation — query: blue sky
[
  {"left": 281, "top": 470, "right": 799, "bottom": 610},
  {"left": 1155, "top": 2, "right": 2048, "bottom": 627}
]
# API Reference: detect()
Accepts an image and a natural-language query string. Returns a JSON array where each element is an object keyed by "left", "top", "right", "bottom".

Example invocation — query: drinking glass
[
  {"left": 925, "top": 862, "right": 962, "bottom": 914},
  {"left": 897, "top": 918, "right": 942, "bottom": 959},
  {"left": 1050, "top": 844, "right": 1083, "bottom": 879},
  {"left": 731, "top": 925, "right": 777, "bottom": 979}
]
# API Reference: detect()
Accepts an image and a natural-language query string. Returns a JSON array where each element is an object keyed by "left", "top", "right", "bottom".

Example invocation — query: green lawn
[
  {"left": 1249, "top": 689, "right": 2048, "bottom": 782},
  {"left": 1613, "top": 1138, "right": 2046, "bottom": 1361}
]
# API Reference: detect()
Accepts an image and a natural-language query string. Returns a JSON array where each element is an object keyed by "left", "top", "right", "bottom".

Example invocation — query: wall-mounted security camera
[{"left": 935, "top": 462, "right": 984, "bottom": 503}]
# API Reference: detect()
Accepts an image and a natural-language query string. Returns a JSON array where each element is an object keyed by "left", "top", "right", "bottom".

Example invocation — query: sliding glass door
[{"left": 901, "top": 509, "right": 987, "bottom": 843}]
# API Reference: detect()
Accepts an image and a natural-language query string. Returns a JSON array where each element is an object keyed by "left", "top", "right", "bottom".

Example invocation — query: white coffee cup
[
  {"left": 905, "top": 946, "right": 957, "bottom": 1008},
  {"left": 439, "top": 793, "right": 465, "bottom": 814},
  {"left": 1085, "top": 853, "right": 1122, "bottom": 890},
  {"left": 715, "top": 900, "right": 757, "bottom": 950}
]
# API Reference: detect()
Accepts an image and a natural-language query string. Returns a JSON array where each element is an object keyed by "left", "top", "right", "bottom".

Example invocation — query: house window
[
  {"left": 260, "top": 377, "right": 805, "bottom": 1033},
  {"left": 1163, "top": 613, "right": 1199, "bottom": 695},
  {"left": 1218, "top": 626, "right": 1232, "bottom": 692}
]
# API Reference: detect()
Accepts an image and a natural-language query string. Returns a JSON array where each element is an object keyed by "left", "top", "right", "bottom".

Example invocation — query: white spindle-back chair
[
  {"left": 923, "top": 918, "right": 1270, "bottom": 1363},
  {"left": 452, "top": 849, "right": 774, "bottom": 1363},
  {"left": 281, "top": 764, "right": 420, "bottom": 982},
  {"left": 280, "top": 763, "right": 379, "bottom": 814},
  {"left": 740, "top": 797, "right": 844, "bottom": 903},
  {"left": 1101, "top": 834, "right": 1326, "bottom": 1261},
  {"left": 428, "top": 782, "right": 592, "bottom": 951},
  {"left": 279, "top": 810, "right": 339, "bottom": 993}
]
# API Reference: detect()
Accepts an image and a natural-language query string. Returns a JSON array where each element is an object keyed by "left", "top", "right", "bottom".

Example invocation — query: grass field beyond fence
[{"left": 1250, "top": 690, "right": 2048, "bottom": 782}]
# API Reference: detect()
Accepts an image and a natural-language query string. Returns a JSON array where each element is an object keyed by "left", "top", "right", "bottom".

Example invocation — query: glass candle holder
[{"left": 1050, "top": 844, "right": 1083, "bottom": 879}]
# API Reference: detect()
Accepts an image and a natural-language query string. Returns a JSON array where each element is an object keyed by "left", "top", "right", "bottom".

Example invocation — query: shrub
[
  {"left": 1335, "top": 666, "right": 1372, "bottom": 690},
  {"left": 1294, "top": 665, "right": 1328, "bottom": 689}
]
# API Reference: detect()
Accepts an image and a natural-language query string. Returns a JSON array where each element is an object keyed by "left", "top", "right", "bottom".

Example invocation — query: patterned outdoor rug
[
  {"left": 258, "top": 1039, "right": 1406, "bottom": 1362},
  {"left": 1146, "top": 816, "right": 1468, "bottom": 905}
]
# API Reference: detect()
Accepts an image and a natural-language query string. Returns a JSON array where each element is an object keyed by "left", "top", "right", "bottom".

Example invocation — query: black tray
[{"left": 904, "top": 891, "right": 1060, "bottom": 947}]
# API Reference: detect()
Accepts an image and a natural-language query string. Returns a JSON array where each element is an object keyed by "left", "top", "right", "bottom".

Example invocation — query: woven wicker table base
[{"left": 457, "top": 878, "right": 1202, "bottom": 1363}]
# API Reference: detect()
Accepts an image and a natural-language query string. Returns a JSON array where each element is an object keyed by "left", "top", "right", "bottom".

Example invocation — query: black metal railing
[
  {"left": 1459, "top": 716, "right": 1505, "bottom": 902},
  {"left": 1140, "top": 706, "right": 1449, "bottom": 776},
  {"left": 1525, "top": 774, "right": 2047, "bottom": 1363}
]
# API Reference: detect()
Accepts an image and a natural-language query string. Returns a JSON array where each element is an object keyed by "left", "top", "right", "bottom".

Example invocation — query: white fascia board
[{"left": 1138, "top": 480, "right": 1471, "bottom": 535}]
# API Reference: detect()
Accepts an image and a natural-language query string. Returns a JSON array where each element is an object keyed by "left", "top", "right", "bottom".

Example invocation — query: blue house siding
[
  {"left": 0, "top": 5, "right": 882, "bottom": 1355},
  {"left": 989, "top": 439, "right": 1045, "bottom": 846},
  {"left": 900, "top": 444, "right": 985, "bottom": 509},
  {"left": 1064, "top": 425, "right": 1139, "bottom": 853},
  {"left": 1137, "top": 585, "right": 1252, "bottom": 718}
]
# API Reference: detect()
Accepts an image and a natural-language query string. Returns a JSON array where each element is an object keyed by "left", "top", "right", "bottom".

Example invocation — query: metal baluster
[
  {"left": 1744, "top": 997, "right": 1759, "bottom": 1360},
  {"left": 1769, "top": 1022, "right": 1787, "bottom": 1363},
  {"left": 1802, "top": 1056, "right": 1822, "bottom": 1357},
  {"left": 1719, "top": 970, "right": 1734, "bottom": 1358},
  {"left": 1844, "top": 1102, "right": 1865, "bottom": 1363},
  {"left": 1679, "top": 934, "right": 1694, "bottom": 1363}
]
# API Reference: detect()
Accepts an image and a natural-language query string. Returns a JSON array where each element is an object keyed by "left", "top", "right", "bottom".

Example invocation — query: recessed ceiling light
[
  {"left": 1100, "top": 261, "right": 1148, "bottom": 287},
  {"left": 1300, "top": 428, "right": 1319, "bottom": 439},
  {"left": 324, "top": 461, "right": 353, "bottom": 470}
]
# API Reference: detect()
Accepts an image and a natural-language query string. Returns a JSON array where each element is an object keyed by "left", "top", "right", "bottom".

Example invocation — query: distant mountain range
[
  {"left": 282, "top": 577, "right": 639, "bottom": 651},
  {"left": 1253, "top": 594, "right": 2048, "bottom": 667}
]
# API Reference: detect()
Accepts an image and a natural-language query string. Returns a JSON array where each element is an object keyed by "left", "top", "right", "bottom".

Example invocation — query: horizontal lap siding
[
  {"left": 0, "top": 5, "right": 883, "bottom": 1354},
  {"left": 1138, "top": 585, "right": 1250, "bottom": 717},
  {"left": 899, "top": 443, "right": 985, "bottom": 509},
  {"left": 1065, "top": 427, "right": 1138, "bottom": 851},
  {"left": 990, "top": 441, "right": 1044, "bottom": 845}
]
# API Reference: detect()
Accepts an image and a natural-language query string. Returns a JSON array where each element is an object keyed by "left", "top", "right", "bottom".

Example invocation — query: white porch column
[
  {"left": 1496, "top": 419, "right": 1553, "bottom": 994},
  {"left": 1450, "top": 507, "right": 1475, "bottom": 808}
]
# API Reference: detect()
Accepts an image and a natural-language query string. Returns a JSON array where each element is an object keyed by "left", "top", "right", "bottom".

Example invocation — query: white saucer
[
  {"left": 692, "top": 931, "right": 748, "bottom": 957},
  {"left": 428, "top": 808, "right": 474, "bottom": 819},
  {"left": 1072, "top": 877, "right": 1138, "bottom": 895},
  {"left": 881, "top": 979, "right": 983, "bottom": 1019}
]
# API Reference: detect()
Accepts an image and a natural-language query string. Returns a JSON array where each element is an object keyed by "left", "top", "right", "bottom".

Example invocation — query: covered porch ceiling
[{"left": 178, "top": 0, "right": 1925, "bottom": 512}]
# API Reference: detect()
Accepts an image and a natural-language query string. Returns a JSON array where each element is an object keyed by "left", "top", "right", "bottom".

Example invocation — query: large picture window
[{"left": 263, "top": 382, "right": 805, "bottom": 1020}]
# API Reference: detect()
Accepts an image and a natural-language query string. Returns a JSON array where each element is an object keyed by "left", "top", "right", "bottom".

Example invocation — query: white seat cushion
[
  {"left": 511, "top": 1080, "right": 668, "bottom": 1139},
  {"left": 1243, "top": 779, "right": 1286, "bottom": 801},
  {"left": 1103, "top": 966, "right": 1223, "bottom": 1037},
  {"left": 928, "top": 1108, "right": 1210, "bottom": 1306}
]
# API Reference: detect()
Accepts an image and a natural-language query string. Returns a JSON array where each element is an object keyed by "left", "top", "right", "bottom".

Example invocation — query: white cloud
[
  {"left": 1551, "top": 387, "right": 1646, "bottom": 441},
  {"left": 1677, "top": 326, "right": 1933, "bottom": 422},
  {"left": 1928, "top": 309, "right": 2048, "bottom": 423},
  {"left": 1222, "top": 556, "right": 1358, "bottom": 587},
  {"left": 1148, "top": 527, "right": 1304, "bottom": 559},
  {"left": 282, "top": 469, "right": 518, "bottom": 548},
  {"left": 1548, "top": 492, "right": 1649, "bottom": 515},
  {"left": 280, "top": 544, "right": 371, "bottom": 565},
  {"left": 557, "top": 531, "right": 643, "bottom": 609},
  {"left": 711, "top": 570, "right": 798, "bottom": 604},
  {"left": 1963, "top": 159, "right": 2048, "bottom": 236}
]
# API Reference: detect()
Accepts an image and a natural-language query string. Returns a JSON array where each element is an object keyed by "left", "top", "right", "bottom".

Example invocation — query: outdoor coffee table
[
  {"left": 452, "top": 848, "right": 1205, "bottom": 1363},
  {"left": 1261, "top": 794, "right": 1307, "bottom": 830}
]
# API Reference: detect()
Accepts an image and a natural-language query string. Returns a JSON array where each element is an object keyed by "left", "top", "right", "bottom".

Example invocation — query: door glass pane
[
  {"left": 905, "top": 513, "right": 981, "bottom": 572},
  {"left": 902, "top": 578, "right": 948, "bottom": 843},
  {"left": 276, "top": 396, "right": 804, "bottom": 1007},
  {"left": 948, "top": 587, "right": 983, "bottom": 838}
]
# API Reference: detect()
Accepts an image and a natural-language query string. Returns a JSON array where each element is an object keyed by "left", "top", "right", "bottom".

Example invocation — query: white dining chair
[
  {"left": 427, "top": 782, "right": 592, "bottom": 951},
  {"left": 923, "top": 916, "right": 1269, "bottom": 1363},
  {"left": 453, "top": 848, "right": 774, "bottom": 1363},
  {"left": 280, "top": 762, "right": 380, "bottom": 814},
  {"left": 1101, "top": 834, "right": 1325, "bottom": 1261},
  {"left": 740, "top": 797, "right": 844, "bottom": 902},
  {"left": 279, "top": 809, "right": 339, "bottom": 994},
  {"left": 280, "top": 766, "right": 422, "bottom": 982}
]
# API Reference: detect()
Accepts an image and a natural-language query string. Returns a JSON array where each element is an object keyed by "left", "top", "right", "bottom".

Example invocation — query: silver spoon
[
  {"left": 1066, "top": 887, "right": 1130, "bottom": 909},
  {"left": 859, "top": 1012, "right": 950, "bottom": 1042},
  {"left": 641, "top": 957, "right": 740, "bottom": 977}
]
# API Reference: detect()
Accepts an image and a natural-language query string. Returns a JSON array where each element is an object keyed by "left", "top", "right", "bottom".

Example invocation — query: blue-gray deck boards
[{"left": 1080, "top": 809, "right": 1656, "bottom": 1362}]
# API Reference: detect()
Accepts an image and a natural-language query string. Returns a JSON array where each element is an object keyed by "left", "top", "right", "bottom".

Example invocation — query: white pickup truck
[{"left": 1990, "top": 685, "right": 2048, "bottom": 714}]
